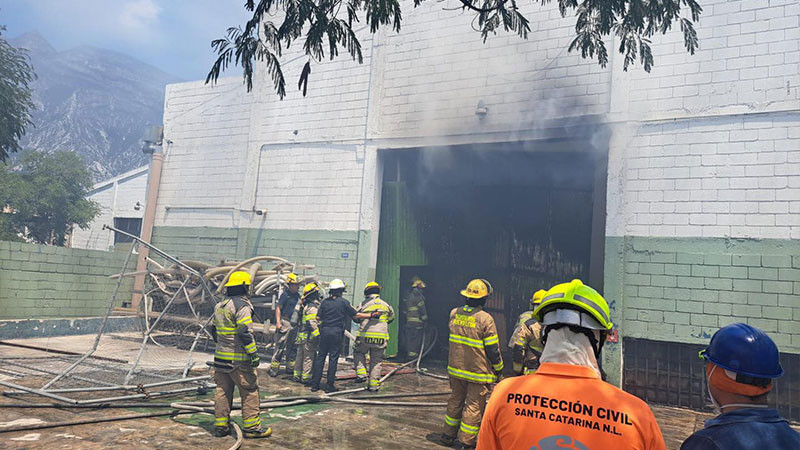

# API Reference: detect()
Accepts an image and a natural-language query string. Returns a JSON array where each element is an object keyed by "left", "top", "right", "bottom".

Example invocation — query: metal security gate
[{"left": 623, "top": 337, "right": 800, "bottom": 421}]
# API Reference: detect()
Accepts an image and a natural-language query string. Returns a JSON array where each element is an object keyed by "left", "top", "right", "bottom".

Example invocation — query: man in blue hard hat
[{"left": 681, "top": 323, "right": 799, "bottom": 450}]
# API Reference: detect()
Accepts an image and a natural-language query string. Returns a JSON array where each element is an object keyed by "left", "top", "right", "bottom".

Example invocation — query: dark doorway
[{"left": 377, "top": 142, "right": 607, "bottom": 360}]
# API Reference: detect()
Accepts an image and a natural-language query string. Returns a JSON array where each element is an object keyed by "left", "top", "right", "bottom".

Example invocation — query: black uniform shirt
[{"left": 317, "top": 296, "right": 357, "bottom": 331}]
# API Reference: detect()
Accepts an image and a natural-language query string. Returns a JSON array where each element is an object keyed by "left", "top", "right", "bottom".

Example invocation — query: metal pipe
[
  {"left": 75, "top": 384, "right": 214, "bottom": 405},
  {"left": 132, "top": 148, "right": 165, "bottom": 310},
  {"left": 328, "top": 397, "right": 446, "bottom": 407},
  {"left": 42, "top": 241, "right": 138, "bottom": 390},
  {"left": 41, "top": 375, "right": 211, "bottom": 394},
  {"left": 0, "top": 380, "right": 77, "bottom": 404}
]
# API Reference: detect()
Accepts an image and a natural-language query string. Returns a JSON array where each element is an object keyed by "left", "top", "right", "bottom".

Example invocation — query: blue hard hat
[{"left": 700, "top": 323, "right": 783, "bottom": 379}]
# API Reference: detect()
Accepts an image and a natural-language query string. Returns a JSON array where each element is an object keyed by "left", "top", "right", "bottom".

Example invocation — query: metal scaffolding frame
[{"left": 0, "top": 225, "right": 219, "bottom": 404}]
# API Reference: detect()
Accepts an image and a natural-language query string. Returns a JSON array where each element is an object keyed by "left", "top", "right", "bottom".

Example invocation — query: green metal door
[{"left": 375, "top": 182, "right": 427, "bottom": 356}]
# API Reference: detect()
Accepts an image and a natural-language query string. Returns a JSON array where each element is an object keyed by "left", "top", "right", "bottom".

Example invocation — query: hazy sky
[{"left": 0, "top": 0, "right": 252, "bottom": 80}]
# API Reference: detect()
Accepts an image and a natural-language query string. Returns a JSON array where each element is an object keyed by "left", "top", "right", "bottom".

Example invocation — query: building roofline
[{"left": 89, "top": 165, "right": 149, "bottom": 193}]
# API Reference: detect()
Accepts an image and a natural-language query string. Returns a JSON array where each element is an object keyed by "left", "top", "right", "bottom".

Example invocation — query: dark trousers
[{"left": 311, "top": 327, "right": 343, "bottom": 388}]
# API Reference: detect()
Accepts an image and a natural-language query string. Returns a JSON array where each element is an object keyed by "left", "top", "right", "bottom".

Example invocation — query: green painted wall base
[{"left": 603, "top": 235, "right": 800, "bottom": 387}]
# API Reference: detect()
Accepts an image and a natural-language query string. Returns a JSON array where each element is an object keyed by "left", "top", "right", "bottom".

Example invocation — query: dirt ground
[{"left": 0, "top": 339, "right": 786, "bottom": 450}]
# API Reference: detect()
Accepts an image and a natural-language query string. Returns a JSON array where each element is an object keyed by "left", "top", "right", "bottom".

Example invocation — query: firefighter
[
  {"left": 293, "top": 282, "right": 322, "bottom": 384},
  {"left": 402, "top": 277, "right": 427, "bottom": 358},
  {"left": 511, "top": 289, "right": 546, "bottom": 375},
  {"left": 210, "top": 271, "right": 272, "bottom": 439},
  {"left": 440, "top": 278, "right": 503, "bottom": 450},
  {"left": 270, "top": 273, "right": 300, "bottom": 377},
  {"left": 310, "top": 279, "right": 378, "bottom": 393},
  {"left": 353, "top": 281, "right": 395, "bottom": 391},
  {"left": 477, "top": 279, "right": 666, "bottom": 450},
  {"left": 681, "top": 323, "right": 799, "bottom": 450}
]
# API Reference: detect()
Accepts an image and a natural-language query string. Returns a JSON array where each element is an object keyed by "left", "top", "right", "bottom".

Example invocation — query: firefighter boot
[
  {"left": 243, "top": 425, "right": 273, "bottom": 439},
  {"left": 214, "top": 426, "right": 230, "bottom": 438}
]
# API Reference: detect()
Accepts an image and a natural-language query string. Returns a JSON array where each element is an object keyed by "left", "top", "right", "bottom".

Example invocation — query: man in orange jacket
[{"left": 477, "top": 279, "right": 666, "bottom": 450}]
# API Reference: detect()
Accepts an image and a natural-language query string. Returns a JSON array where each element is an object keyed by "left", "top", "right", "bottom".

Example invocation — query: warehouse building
[{"left": 148, "top": 0, "right": 798, "bottom": 417}]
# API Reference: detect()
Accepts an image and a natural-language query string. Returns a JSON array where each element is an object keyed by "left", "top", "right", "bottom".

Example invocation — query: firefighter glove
[{"left": 250, "top": 354, "right": 261, "bottom": 368}]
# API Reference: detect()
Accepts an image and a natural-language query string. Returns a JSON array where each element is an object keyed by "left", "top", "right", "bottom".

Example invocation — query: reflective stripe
[
  {"left": 460, "top": 422, "right": 480, "bottom": 435},
  {"left": 407, "top": 318, "right": 424, "bottom": 323},
  {"left": 573, "top": 293, "right": 611, "bottom": 326},
  {"left": 243, "top": 416, "right": 262, "bottom": 429},
  {"left": 356, "top": 367, "right": 368, "bottom": 376},
  {"left": 447, "top": 366, "right": 496, "bottom": 383},
  {"left": 444, "top": 415, "right": 460, "bottom": 427},
  {"left": 483, "top": 334, "right": 499, "bottom": 346},
  {"left": 215, "top": 417, "right": 229, "bottom": 425},
  {"left": 359, "top": 331, "right": 389, "bottom": 339},
  {"left": 407, "top": 306, "right": 419, "bottom": 311},
  {"left": 311, "top": 329, "right": 320, "bottom": 337},
  {"left": 369, "top": 379, "right": 380, "bottom": 387},
  {"left": 543, "top": 293, "right": 565, "bottom": 302},
  {"left": 515, "top": 336, "right": 526, "bottom": 346},
  {"left": 493, "top": 361, "right": 504, "bottom": 372},
  {"left": 244, "top": 342, "right": 257, "bottom": 353},
  {"left": 215, "top": 351, "right": 250, "bottom": 361},
  {"left": 303, "top": 314, "right": 317, "bottom": 321},
  {"left": 449, "top": 334, "right": 484, "bottom": 349},
  {"left": 237, "top": 316, "right": 253, "bottom": 325}
]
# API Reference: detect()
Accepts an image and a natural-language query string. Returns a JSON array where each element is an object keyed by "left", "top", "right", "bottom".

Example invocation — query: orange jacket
[{"left": 477, "top": 363, "right": 666, "bottom": 450}]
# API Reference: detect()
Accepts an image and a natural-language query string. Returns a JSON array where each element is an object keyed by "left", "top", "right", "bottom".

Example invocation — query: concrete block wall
[
  {"left": 0, "top": 241, "right": 133, "bottom": 319},
  {"left": 627, "top": 0, "right": 799, "bottom": 119},
  {"left": 617, "top": 237, "right": 800, "bottom": 351}
]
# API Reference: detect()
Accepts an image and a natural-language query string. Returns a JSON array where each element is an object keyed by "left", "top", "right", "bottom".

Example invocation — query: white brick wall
[
  {"left": 612, "top": 115, "right": 799, "bottom": 240},
  {"left": 156, "top": 78, "right": 257, "bottom": 228},
  {"left": 627, "top": 0, "right": 799, "bottom": 119},
  {"left": 253, "top": 145, "right": 365, "bottom": 231}
]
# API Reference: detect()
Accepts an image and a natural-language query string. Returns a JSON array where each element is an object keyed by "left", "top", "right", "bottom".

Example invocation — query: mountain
[{"left": 10, "top": 32, "right": 182, "bottom": 180}]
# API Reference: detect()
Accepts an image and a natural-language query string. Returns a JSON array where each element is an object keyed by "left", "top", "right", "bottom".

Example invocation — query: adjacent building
[{"left": 71, "top": 166, "right": 148, "bottom": 251}]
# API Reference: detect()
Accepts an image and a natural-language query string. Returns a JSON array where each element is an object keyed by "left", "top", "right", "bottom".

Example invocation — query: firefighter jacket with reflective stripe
[
  {"left": 301, "top": 299, "right": 321, "bottom": 339},
  {"left": 477, "top": 363, "right": 667, "bottom": 450},
  {"left": 513, "top": 315, "right": 544, "bottom": 374},
  {"left": 447, "top": 305, "right": 503, "bottom": 383},
  {"left": 403, "top": 288, "right": 427, "bottom": 327},
  {"left": 212, "top": 296, "right": 257, "bottom": 362},
  {"left": 356, "top": 294, "right": 395, "bottom": 340},
  {"left": 508, "top": 311, "right": 533, "bottom": 348}
]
